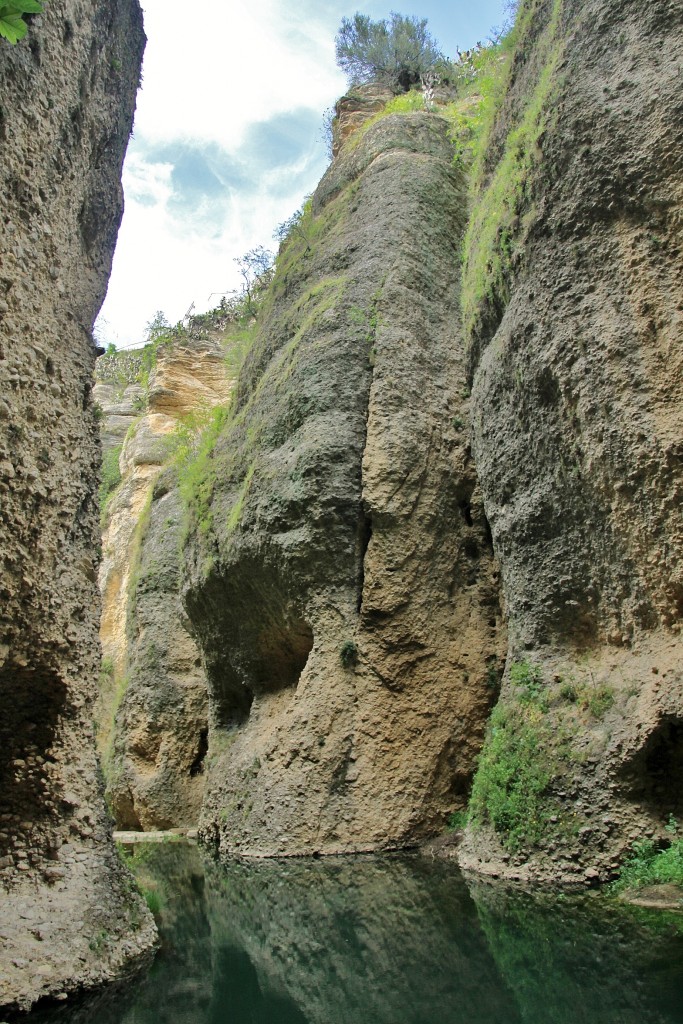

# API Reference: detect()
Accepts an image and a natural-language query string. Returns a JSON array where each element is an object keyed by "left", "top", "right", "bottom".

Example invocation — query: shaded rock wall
[
  {"left": 184, "top": 113, "right": 506, "bottom": 856},
  {"left": 0, "top": 0, "right": 156, "bottom": 1012},
  {"left": 459, "top": 0, "right": 683, "bottom": 882},
  {"left": 97, "top": 337, "right": 233, "bottom": 829}
]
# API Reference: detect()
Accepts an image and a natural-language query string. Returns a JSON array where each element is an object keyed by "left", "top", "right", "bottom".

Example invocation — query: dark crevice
[
  {"left": 211, "top": 666, "right": 254, "bottom": 730},
  {"left": 189, "top": 728, "right": 209, "bottom": 777},
  {"left": 620, "top": 717, "right": 683, "bottom": 819},
  {"left": 483, "top": 514, "right": 494, "bottom": 554},
  {"left": 356, "top": 510, "right": 373, "bottom": 614}
]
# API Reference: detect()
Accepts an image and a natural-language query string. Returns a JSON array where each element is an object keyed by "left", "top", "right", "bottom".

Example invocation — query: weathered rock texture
[
  {"left": 184, "top": 113, "right": 506, "bottom": 857},
  {"left": 459, "top": 0, "right": 683, "bottom": 882},
  {"left": 97, "top": 336, "right": 233, "bottom": 829},
  {"left": 0, "top": 0, "right": 156, "bottom": 1012},
  {"left": 332, "top": 84, "right": 393, "bottom": 157}
]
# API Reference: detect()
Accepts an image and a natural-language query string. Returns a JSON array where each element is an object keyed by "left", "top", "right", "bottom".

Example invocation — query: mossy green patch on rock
[{"left": 461, "top": 0, "right": 565, "bottom": 368}]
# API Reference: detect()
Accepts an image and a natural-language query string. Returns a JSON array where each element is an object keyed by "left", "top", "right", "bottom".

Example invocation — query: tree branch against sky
[{"left": 335, "top": 13, "right": 444, "bottom": 92}]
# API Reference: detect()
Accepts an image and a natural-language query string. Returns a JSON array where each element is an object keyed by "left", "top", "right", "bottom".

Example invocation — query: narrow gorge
[{"left": 2, "top": 0, "right": 683, "bottom": 1015}]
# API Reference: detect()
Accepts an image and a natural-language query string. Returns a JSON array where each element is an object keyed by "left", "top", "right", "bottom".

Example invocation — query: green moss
[
  {"left": 468, "top": 701, "right": 554, "bottom": 852},
  {"left": 584, "top": 684, "right": 615, "bottom": 719},
  {"left": 558, "top": 676, "right": 615, "bottom": 719},
  {"left": 611, "top": 820, "right": 683, "bottom": 893},
  {"left": 174, "top": 404, "right": 232, "bottom": 538},
  {"left": 226, "top": 463, "right": 255, "bottom": 533},
  {"left": 344, "top": 88, "right": 425, "bottom": 152},
  {"left": 100, "top": 670, "right": 131, "bottom": 783},
  {"left": 461, "top": 0, "right": 565, "bottom": 354},
  {"left": 439, "top": 44, "right": 511, "bottom": 172},
  {"left": 99, "top": 443, "right": 123, "bottom": 525},
  {"left": 340, "top": 639, "right": 358, "bottom": 668},
  {"left": 510, "top": 658, "right": 545, "bottom": 706}
]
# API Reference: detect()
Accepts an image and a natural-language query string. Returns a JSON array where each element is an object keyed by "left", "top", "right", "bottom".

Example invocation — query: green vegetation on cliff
[
  {"left": 174, "top": 182, "right": 354, "bottom": 547},
  {"left": 99, "top": 443, "right": 123, "bottom": 522},
  {"left": 612, "top": 819, "right": 683, "bottom": 893},
  {"left": 460, "top": 0, "right": 565, "bottom": 361},
  {"left": 467, "top": 660, "right": 620, "bottom": 854}
]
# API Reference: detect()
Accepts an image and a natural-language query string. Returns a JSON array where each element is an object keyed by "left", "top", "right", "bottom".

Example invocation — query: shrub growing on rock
[{"left": 335, "top": 12, "right": 443, "bottom": 93}]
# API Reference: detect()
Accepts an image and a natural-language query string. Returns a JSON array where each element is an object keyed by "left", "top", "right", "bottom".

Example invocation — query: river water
[{"left": 21, "top": 842, "right": 683, "bottom": 1024}]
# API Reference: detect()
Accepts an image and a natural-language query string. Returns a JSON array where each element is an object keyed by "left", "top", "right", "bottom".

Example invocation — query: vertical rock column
[
  {"left": 184, "top": 114, "right": 506, "bottom": 856},
  {"left": 0, "top": 0, "right": 156, "bottom": 1011}
]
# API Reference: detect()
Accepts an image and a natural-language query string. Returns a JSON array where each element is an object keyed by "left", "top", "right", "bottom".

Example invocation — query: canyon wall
[
  {"left": 182, "top": 112, "right": 506, "bottom": 857},
  {"left": 95, "top": 334, "right": 234, "bottom": 830},
  {"left": 73, "top": 0, "right": 683, "bottom": 890},
  {"left": 0, "top": 0, "right": 157, "bottom": 1011},
  {"left": 459, "top": 0, "right": 683, "bottom": 883}
]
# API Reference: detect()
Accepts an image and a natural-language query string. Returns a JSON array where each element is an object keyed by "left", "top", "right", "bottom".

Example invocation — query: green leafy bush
[
  {"left": 446, "top": 809, "right": 468, "bottom": 831},
  {"left": 335, "top": 11, "right": 443, "bottom": 92},
  {"left": 0, "top": 0, "right": 42, "bottom": 44},
  {"left": 510, "top": 659, "right": 544, "bottom": 705},
  {"left": 99, "top": 444, "right": 123, "bottom": 523},
  {"left": 468, "top": 702, "right": 552, "bottom": 852},
  {"left": 612, "top": 820, "right": 683, "bottom": 892}
]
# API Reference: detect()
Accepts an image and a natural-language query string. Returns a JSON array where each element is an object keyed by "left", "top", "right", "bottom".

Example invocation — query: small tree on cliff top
[{"left": 335, "top": 12, "right": 444, "bottom": 93}]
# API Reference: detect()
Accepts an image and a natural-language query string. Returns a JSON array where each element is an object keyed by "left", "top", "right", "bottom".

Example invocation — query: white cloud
[{"left": 134, "top": 0, "right": 345, "bottom": 151}]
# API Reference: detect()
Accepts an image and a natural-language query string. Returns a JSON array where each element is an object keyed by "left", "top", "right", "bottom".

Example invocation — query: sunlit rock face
[
  {"left": 96, "top": 337, "right": 235, "bottom": 830},
  {"left": 183, "top": 112, "right": 506, "bottom": 858},
  {"left": 0, "top": 0, "right": 157, "bottom": 1013}
]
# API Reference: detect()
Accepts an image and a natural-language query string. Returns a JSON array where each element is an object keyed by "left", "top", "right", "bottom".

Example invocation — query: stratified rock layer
[
  {"left": 0, "top": 0, "right": 156, "bottom": 1011},
  {"left": 185, "top": 113, "right": 506, "bottom": 856},
  {"left": 460, "top": 0, "right": 683, "bottom": 882},
  {"left": 98, "top": 337, "right": 233, "bottom": 829}
]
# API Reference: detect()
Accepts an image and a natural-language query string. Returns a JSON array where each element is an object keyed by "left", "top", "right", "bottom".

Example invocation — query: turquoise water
[{"left": 21, "top": 843, "right": 683, "bottom": 1024}]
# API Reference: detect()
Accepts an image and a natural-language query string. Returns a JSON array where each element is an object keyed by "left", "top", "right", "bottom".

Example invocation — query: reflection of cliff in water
[
  {"left": 205, "top": 855, "right": 520, "bottom": 1024},
  {"left": 468, "top": 879, "right": 683, "bottom": 1024},
  {"left": 18, "top": 845, "right": 683, "bottom": 1024}
]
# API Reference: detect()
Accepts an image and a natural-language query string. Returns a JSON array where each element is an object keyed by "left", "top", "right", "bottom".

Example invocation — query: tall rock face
[
  {"left": 459, "top": 0, "right": 683, "bottom": 883},
  {"left": 183, "top": 113, "right": 506, "bottom": 857},
  {"left": 0, "top": 1, "right": 156, "bottom": 1011},
  {"left": 96, "top": 336, "right": 233, "bottom": 830}
]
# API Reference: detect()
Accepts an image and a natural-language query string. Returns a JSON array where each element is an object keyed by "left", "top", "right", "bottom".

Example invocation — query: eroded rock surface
[
  {"left": 184, "top": 112, "right": 506, "bottom": 857},
  {"left": 0, "top": 0, "right": 156, "bottom": 1011},
  {"left": 459, "top": 0, "right": 683, "bottom": 882}
]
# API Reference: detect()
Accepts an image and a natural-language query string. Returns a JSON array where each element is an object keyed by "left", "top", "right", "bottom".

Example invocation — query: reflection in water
[{"left": 18, "top": 843, "right": 683, "bottom": 1024}]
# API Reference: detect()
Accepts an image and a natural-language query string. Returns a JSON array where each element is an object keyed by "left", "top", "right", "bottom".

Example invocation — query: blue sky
[{"left": 97, "top": 0, "right": 510, "bottom": 348}]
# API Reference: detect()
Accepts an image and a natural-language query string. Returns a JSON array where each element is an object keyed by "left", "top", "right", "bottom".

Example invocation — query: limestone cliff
[
  {"left": 0, "top": 0, "right": 156, "bottom": 1012},
  {"left": 96, "top": 333, "right": 234, "bottom": 830},
  {"left": 458, "top": 0, "right": 683, "bottom": 883},
  {"left": 86, "top": 0, "right": 683, "bottom": 888},
  {"left": 183, "top": 112, "right": 506, "bottom": 857}
]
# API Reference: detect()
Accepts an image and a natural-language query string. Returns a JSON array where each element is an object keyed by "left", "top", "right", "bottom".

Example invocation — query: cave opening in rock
[
  {"left": 621, "top": 716, "right": 683, "bottom": 819},
  {"left": 0, "top": 666, "right": 68, "bottom": 867},
  {"left": 253, "top": 618, "right": 314, "bottom": 695}
]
